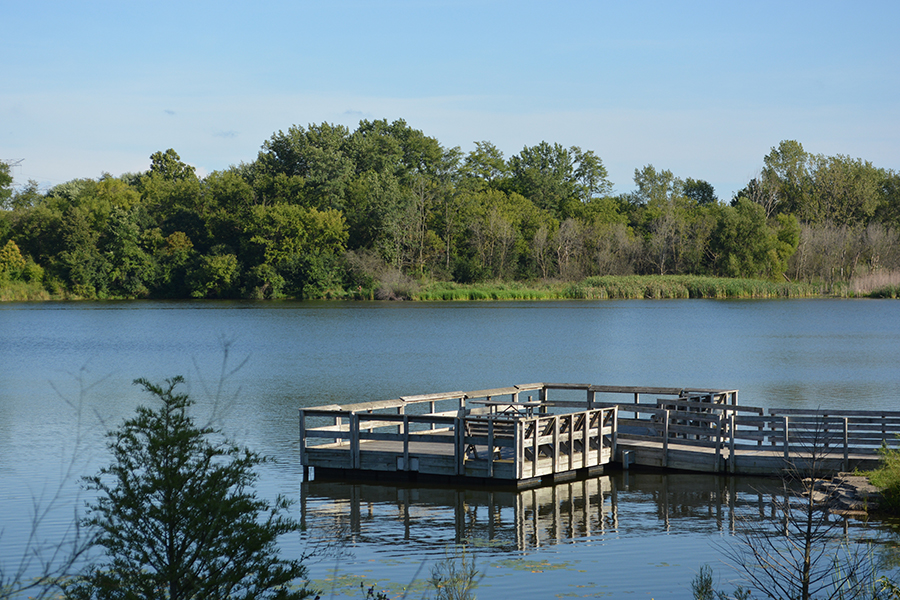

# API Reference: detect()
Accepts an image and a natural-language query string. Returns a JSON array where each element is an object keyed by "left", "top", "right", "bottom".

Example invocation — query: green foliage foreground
[
  {"left": 869, "top": 446, "right": 900, "bottom": 514},
  {"left": 64, "top": 377, "right": 313, "bottom": 600}
]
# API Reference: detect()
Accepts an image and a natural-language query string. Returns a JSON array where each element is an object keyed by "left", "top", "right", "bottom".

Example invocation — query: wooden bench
[{"left": 464, "top": 416, "right": 517, "bottom": 460}]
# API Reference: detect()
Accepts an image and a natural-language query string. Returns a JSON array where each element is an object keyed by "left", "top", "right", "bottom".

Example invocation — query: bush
[{"left": 869, "top": 445, "right": 900, "bottom": 513}]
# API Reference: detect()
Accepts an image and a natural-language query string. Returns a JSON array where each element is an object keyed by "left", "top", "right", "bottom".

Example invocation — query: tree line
[{"left": 1, "top": 122, "right": 898, "bottom": 300}]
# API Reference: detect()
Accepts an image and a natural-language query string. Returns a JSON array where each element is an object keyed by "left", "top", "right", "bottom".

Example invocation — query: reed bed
[
  {"left": 412, "top": 276, "right": 820, "bottom": 302},
  {"left": 565, "top": 275, "right": 819, "bottom": 300},
  {"left": 849, "top": 270, "right": 900, "bottom": 299}
]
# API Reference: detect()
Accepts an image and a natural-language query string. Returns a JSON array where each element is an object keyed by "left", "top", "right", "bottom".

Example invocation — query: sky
[{"left": 3, "top": 0, "right": 899, "bottom": 199}]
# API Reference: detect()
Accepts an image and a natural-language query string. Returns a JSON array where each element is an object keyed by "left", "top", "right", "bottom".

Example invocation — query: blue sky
[{"left": 3, "top": 0, "right": 898, "bottom": 199}]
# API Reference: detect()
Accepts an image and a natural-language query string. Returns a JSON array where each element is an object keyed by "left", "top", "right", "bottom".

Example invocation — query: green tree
[
  {"left": 683, "top": 178, "right": 717, "bottom": 206},
  {"left": 506, "top": 141, "right": 578, "bottom": 218},
  {"left": 0, "top": 162, "right": 13, "bottom": 209},
  {"left": 761, "top": 139, "right": 810, "bottom": 216},
  {"left": 462, "top": 141, "right": 508, "bottom": 187},
  {"left": 64, "top": 377, "right": 312, "bottom": 600},
  {"left": 256, "top": 123, "right": 353, "bottom": 209},
  {"left": 0, "top": 239, "right": 26, "bottom": 281},
  {"left": 710, "top": 198, "right": 798, "bottom": 279},
  {"left": 806, "top": 153, "right": 883, "bottom": 226}
]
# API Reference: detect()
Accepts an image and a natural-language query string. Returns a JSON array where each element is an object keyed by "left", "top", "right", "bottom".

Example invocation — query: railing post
[
  {"left": 299, "top": 409, "right": 306, "bottom": 469},
  {"left": 843, "top": 417, "right": 849, "bottom": 472},
  {"left": 783, "top": 415, "right": 790, "bottom": 461},
  {"left": 714, "top": 413, "right": 723, "bottom": 472},
  {"left": 403, "top": 415, "right": 410, "bottom": 471},
  {"left": 662, "top": 409, "right": 669, "bottom": 468},
  {"left": 552, "top": 416, "right": 560, "bottom": 474},
  {"left": 611, "top": 406, "right": 618, "bottom": 459},
  {"left": 516, "top": 420, "right": 524, "bottom": 479},
  {"left": 582, "top": 411, "right": 590, "bottom": 467},
  {"left": 350, "top": 413, "right": 360, "bottom": 469},
  {"left": 487, "top": 419, "right": 494, "bottom": 478},
  {"left": 455, "top": 414, "right": 464, "bottom": 475},
  {"left": 532, "top": 417, "right": 539, "bottom": 478},
  {"left": 729, "top": 413, "right": 736, "bottom": 474}
]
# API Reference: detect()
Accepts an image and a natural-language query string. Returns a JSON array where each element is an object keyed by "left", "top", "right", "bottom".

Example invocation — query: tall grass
[
  {"left": 412, "top": 276, "right": 820, "bottom": 301},
  {"left": 868, "top": 445, "right": 900, "bottom": 514},
  {"left": 412, "top": 281, "right": 561, "bottom": 301},
  {"left": 0, "top": 280, "right": 53, "bottom": 301},
  {"left": 565, "top": 275, "right": 818, "bottom": 300},
  {"left": 850, "top": 270, "right": 900, "bottom": 299}
]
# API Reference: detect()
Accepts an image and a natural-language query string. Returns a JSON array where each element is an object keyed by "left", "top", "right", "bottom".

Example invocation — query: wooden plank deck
[{"left": 300, "top": 383, "right": 900, "bottom": 486}]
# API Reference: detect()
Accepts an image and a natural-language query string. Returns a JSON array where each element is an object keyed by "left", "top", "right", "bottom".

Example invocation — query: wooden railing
[
  {"left": 606, "top": 399, "right": 900, "bottom": 473},
  {"left": 299, "top": 390, "right": 617, "bottom": 481}
]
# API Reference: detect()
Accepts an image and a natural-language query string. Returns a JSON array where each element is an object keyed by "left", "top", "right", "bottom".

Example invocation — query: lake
[{"left": 1, "top": 299, "right": 899, "bottom": 598}]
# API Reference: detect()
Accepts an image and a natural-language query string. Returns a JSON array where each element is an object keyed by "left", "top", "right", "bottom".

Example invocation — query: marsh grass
[
  {"left": 850, "top": 270, "right": 900, "bottom": 298},
  {"left": 414, "top": 275, "right": 819, "bottom": 302},
  {"left": 0, "top": 280, "right": 53, "bottom": 301}
]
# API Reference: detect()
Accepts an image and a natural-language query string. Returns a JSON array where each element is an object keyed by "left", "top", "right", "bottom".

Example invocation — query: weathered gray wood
[
  {"left": 662, "top": 410, "right": 669, "bottom": 468},
  {"left": 400, "top": 391, "right": 466, "bottom": 403},
  {"left": 300, "top": 382, "right": 900, "bottom": 483},
  {"left": 464, "top": 386, "right": 520, "bottom": 398}
]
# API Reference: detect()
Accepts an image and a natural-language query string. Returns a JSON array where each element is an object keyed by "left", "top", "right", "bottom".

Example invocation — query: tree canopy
[{"left": 1, "top": 126, "right": 898, "bottom": 300}]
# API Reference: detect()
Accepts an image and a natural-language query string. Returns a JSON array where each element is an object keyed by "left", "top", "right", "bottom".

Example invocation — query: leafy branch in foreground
[
  {"left": 702, "top": 417, "right": 883, "bottom": 600},
  {"left": 64, "top": 376, "right": 313, "bottom": 600}
]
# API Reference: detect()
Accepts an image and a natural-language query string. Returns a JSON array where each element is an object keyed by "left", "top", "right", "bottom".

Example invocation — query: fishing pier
[{"left": 298, "top": 383, "right": 900, "bottom": 488}]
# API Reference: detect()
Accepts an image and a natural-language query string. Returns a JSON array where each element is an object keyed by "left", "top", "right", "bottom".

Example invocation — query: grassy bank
[
  {"left": 0, "top": 274, "right": 885, "bottom": 302},
  {"left": 411, "top": 275, "right": 821, "bottom": 301}
]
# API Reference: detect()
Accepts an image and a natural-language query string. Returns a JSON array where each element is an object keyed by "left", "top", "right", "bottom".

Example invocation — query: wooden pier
[{"left": 299, "top": 383, "right": 900, "bottom": 487}]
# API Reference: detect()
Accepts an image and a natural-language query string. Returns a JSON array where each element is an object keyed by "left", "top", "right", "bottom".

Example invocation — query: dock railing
[
  {"left": 604, "top": 397, "right": 900, "bottom": 474},
  {"left": 300, "top": 384, "right": 900, "bottom": 480},
  {"left": 299, "top": 385, "right": 618, "bottom": 484}
]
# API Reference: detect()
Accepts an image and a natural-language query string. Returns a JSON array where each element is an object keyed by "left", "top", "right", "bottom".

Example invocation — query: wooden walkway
[{"left": 299, "top": 383, "right": 900, "bottom": 487}]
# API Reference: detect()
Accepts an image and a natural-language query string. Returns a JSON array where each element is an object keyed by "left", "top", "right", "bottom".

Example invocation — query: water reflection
[{"left": 300, "top": 471, "right": 874, "bottom": 551}]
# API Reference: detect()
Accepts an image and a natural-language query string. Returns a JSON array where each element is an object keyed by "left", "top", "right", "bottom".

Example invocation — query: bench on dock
[{"left": 463, "top": 416, "right": 517, "bottom": 460}]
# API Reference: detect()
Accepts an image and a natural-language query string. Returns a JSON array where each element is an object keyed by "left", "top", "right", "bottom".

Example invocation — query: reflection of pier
[
  {"left": 299, "top": 473, "right": 795, "bottom": 551},
  {"left": 299, "top": 383, "right": 900, "bottom": 484}
]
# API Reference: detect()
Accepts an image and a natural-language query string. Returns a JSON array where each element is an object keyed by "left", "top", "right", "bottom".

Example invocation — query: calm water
[{"left": 1, "top": 299, "right": 899, "bottom": 597}]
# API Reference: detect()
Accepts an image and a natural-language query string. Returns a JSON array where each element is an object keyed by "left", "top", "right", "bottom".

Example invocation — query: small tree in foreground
[{"left": 64, "top": 376, "right": 313, "bottom": 600}]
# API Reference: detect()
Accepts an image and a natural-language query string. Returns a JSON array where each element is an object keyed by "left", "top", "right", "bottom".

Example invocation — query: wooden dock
[{"left": 299, "top": 383, "right": 900, "bottom": 487}]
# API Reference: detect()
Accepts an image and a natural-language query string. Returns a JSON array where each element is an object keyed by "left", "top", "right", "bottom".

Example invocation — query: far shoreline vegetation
[
  {"left": 2, "top": 121, "right": 899, "bottom": 303},
  {"left": 3, "top": 274, "right": 900, "bottom": 302}
]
